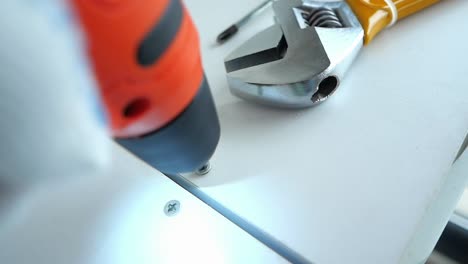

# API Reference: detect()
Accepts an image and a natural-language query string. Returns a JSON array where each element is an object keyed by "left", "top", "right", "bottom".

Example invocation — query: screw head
[{"left": 164, "top": 200, "right": 180, "bottom": 217}]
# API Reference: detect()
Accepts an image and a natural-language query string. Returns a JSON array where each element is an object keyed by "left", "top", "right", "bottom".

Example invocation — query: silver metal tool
[
  {"left": 224, "top": 0, "right": 363, "bottom": 108},
  {"left": 217, "top": 0, "right": 273, "bottom": 44}
]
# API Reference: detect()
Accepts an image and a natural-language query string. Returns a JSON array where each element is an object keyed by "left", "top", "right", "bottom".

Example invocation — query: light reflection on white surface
[
  {"left": 0, "top": 145, "right": 285, "bottom": 264},
  {"left": 92, "top": 172, "right": 286, "bottom": 264},
  {"left": 87, "top": 146, "right": 286, "bottom": 264},
  {"left": 455, "top": 189, "right": 468, "bottom": 219},
  {"left": 182, "top": 0, "right": 468, "bottom": 263},
  {"left": 454, "top": 145, "right": 468, "bottom": 225},
  {"left": 95, "top": 182, "right": 229, "bottom": 264}
]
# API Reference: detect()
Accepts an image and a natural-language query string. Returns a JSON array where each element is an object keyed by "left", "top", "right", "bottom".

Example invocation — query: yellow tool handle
[{"left": 346, "top": 0, "right": 440, "bottom": 44}]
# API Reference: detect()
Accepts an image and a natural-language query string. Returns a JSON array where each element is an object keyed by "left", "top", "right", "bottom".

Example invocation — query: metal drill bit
[{"left": 216, "top": 0, "right": 273, "bottom": 44}]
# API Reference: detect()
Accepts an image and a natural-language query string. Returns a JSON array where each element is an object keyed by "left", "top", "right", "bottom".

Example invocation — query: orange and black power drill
[{"left": 71, "top": 0, "right": 220, "bottom": 174}]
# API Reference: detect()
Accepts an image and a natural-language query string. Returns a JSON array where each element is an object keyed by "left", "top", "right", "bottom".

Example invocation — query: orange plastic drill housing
[{"left": 71, "top": 0, "right": 204, "bottom": 138}]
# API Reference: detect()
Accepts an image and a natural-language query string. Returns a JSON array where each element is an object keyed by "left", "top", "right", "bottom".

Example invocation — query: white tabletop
[
  {"left": 182, "top": 0, "right": 468, "bottom": 263},
  {"left": 0, "top": 144, "right": 286, "bottom": 264}
]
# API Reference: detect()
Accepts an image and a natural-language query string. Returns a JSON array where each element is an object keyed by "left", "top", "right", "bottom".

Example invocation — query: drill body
[{"left": 71, "top": 0, "right": 220, "bottom": 174}]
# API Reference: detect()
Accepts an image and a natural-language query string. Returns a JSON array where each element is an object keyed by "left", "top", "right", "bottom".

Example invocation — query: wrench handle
[{"left": 346, "top": 0, "right": 440, "bottom": 44}]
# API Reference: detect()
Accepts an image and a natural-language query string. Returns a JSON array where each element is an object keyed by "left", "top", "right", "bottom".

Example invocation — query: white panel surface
[
  {"left": 183, "top": 1, "right": 468, "bottom": 263},
  {"left": 457, "top": 189, "right": 468, "bottom": 219},
  {"left": 0, "top": 144, "right": 285, "bottom": 264}
]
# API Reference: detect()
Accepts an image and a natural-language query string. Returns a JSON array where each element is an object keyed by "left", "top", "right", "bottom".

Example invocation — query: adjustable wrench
[{"left": 224, "top": 0, "right": 439, "bottom": 108}]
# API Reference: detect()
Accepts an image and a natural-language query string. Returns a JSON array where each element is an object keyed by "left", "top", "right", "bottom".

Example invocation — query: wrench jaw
[
  {"left": 227, "top": 77, "right": 322, "bottom": 108},
  {"left": 224, "top": 0, "right": 364, "bottom": 108}
]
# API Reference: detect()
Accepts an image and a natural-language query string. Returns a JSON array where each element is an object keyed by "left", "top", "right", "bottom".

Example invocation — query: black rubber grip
[
  {"left": 434, "top": 221, "right": 468, "bottom": 263},
  {"left": 116, "top": 76, "right": 220, "bottom": 174},
  {"left": 217, "top": 25, "right": 238, "bottom": 44},
  {"left": 137, "top": 0, "right": 183, "bottom": 66}
]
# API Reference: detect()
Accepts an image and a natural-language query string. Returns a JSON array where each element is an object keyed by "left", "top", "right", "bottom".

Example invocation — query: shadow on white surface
[{"left": 185, "top": 99, "right": 324, "bottom": 187}]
